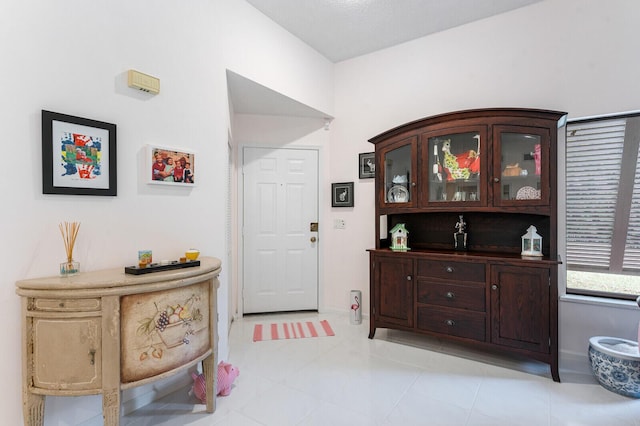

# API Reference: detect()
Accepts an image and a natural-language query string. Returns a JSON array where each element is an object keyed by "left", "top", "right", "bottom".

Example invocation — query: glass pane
[
  {"left": 500, "top": 133, "right": 541, "bottom": 201},
  {"left": 428, "top": 132, "right": 480, "bottom": 202},
  {"left": 567, "top": 270, "right": 640, "bottom": 299},
  {"left": 384, "top": 144, "right": 411, "bottom": 203},
  {"left": 566, "top": 119, "right": 623, "bottom": 269}
]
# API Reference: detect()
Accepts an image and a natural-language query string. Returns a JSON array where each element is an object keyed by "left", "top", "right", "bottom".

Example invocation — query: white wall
[
  {"left": 0, "top": 1, "right": 334, "bottom": 424},
  {"left": 328, "top": 0, "right": 640, "bottom": 373}
]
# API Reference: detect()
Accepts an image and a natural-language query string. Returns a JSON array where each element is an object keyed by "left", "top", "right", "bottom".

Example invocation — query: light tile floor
[{"left": 118, "top": 312, "right": 640, "bottom": 425}]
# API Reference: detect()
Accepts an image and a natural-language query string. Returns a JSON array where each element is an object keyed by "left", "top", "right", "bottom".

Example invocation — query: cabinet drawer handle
[
  {"left": 446, "top": 291, "right": 455, "bottom": 299},
  {"left": 494, "top": 177, "right": 500, "bottom": 183},
  {"left": 88, "top": 349, "right": 96, "bottom": 365},
  {"left": 406, "top": 275, "right": 412, "bottom": 281},
  {"left": 445, "top": 319, "right": 455, "bottom": 327},
  {"left": 445, "top": 266, "right": 454, "bottom": 273},
  {"left": 58, "top": 302, "right": 65, "bottom": 308},
  {"left": 491, "top": 284, "right": 498, "bottom": 290}
]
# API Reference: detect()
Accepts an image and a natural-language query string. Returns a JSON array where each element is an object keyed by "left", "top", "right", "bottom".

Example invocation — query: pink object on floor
[
  {"left": 252, "top": 320, "right": 335, "bottom": 342},
  {"left": 190, "top": 372, "right": 207, "bottom": 403},
  {"left": 190, "top": 361, "right": 239, "bottom": 402},
  {"left": 217, "top": 361, "right": 239, "bottom": 396}
]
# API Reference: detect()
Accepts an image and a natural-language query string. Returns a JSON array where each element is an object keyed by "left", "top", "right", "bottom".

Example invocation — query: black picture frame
[
  {"left": 332, "top": 182, "right": 354, "bottom": 207},
  {"left": 359, "top": 152, "right": 375, "bottom": 179},
  {"left": 42, "top": 110, "right": 117, "bottom": 196}
]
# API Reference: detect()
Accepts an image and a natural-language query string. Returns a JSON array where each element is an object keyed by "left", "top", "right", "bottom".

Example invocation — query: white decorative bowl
[{"left": 588, "top": 336, "right": 640, "bottom": 398}]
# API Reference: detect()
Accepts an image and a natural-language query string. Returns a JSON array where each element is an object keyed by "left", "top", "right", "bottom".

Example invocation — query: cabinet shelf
[
  {"left": 368, "top": 248, "right": 560, "bottom": 265},
  {"left": 430, "top": 177, "right": 479, "bottom": 183}
]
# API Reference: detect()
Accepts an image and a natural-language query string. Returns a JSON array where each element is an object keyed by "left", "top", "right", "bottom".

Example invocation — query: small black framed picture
[
  {"left": 359, "top": 152, "right": 375, "bottom": 179},
  {"left": 42, "top": 110, "right": 117, "bottom": 196},
  {"left": 332, "top": 182, "right": 354, "bottom": 207}
]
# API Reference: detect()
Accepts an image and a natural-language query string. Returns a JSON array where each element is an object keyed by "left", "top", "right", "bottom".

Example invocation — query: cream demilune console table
[{"left": 15, "top": 256, "right": 221, "bottom": 426}]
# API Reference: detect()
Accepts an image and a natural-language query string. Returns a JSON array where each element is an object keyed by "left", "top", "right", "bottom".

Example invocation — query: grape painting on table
[{"left": 120, "top": 281, "right": 210, "bottom": 383}]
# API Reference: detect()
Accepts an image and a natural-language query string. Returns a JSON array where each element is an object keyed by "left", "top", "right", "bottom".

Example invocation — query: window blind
[
  {"left": 622, "top": 120, "right": 640, "bottom": 271},
  {"left": 566, "top": 118, "right": 625, "bottom": 270}
]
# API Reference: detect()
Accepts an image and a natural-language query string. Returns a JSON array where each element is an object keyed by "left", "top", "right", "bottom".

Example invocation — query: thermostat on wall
[{"left": 127, "top": 69, "right": 160, "bottom": 94}]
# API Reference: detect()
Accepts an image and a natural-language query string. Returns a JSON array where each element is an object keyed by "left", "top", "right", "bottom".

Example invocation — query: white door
[{"left": 243, "top": 147, "right": 319, "bottom": 314}]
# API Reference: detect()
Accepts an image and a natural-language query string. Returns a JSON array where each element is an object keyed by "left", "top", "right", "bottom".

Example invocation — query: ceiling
[
  {"left": 230, "top": 0, "right": 541, "bottom": 118},
  {"left": 246, "top": 0, "right": 542, "bottom": 63}
]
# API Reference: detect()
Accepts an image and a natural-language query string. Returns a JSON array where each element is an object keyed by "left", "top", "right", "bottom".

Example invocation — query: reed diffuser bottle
[{"left": 59, "top": 221, "right": 80, "bottom": 275}]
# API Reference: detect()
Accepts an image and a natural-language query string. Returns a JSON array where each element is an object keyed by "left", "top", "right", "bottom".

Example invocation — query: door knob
[{"left": 310, "top": 236, "right": 317, "bottom": 243}]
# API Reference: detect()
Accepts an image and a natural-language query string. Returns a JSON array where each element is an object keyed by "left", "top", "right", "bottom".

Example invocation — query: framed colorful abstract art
[
  {"left": 147, "top": 144, "right": 196, "bottom": 186},
  {"left": 42, "top": 110, "right": 117, "bottom": 196}
]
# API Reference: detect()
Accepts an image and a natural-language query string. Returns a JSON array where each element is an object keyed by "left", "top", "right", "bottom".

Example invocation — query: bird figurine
[
  {"left": 441, "top": 139, "right": 480, "bottom": 181},
  {"left": 351, "top": 295, "right": 360, "bottom": 321}
]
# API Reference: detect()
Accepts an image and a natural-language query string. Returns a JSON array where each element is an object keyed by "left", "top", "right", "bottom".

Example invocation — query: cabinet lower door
[
  {"left": 32, "top": 316, "right": 102, "bottom": 390},
  {"left": 120, "top": 280, "right": 211, "bottom": 383},
  {"left": 372, "top": 255, "right": 414, "bottom": 328},
  {"left": 490, "top": 265, "right": 550, "bottom": 353}
]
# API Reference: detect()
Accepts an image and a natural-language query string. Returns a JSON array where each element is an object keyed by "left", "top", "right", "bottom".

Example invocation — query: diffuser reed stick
[{"left": 59, "top": 221, "right": 81, "bottom": 263}]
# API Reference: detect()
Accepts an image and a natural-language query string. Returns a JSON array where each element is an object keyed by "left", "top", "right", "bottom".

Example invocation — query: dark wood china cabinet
[{"left": 368, "top": 108, "right": 566, "bottom": 382}]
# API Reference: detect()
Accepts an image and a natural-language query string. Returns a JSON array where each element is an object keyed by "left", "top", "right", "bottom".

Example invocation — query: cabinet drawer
[
  {"left": 34, "top": 298, "right": 101, "bottom": 312},
  {"left": 417, "top": 260, "right": 485, "bottom": 283},
  {"left": 417, "top": 280, "right": 485, "bottom": 311},
  {"left": 417, "top": 306, "right": 486, "bottom": 341}
]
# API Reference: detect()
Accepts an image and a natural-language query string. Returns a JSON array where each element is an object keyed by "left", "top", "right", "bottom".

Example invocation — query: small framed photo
[
  {"left": 147, "top": 145, "right": 196, "bottom": 186},
  {"left": 332, "top": 182, "right": 354, "bottom": 207},
  {"left": 359, "top": 152, "right": 375, "bottom": 179},
  {"left": 42, "top": 110, "right": 117, "bottom": 196}
]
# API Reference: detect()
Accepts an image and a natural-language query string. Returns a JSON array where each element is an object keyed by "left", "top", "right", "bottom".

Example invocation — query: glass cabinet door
[
  {"left": 425, "top": 129, "right": 483, "bottom": 204},
  {"left": 494, "top": 126, "right": 549, "bottom": 206},
  {"left": 380, "top": 136, "right": 417, "bottom": 207}
]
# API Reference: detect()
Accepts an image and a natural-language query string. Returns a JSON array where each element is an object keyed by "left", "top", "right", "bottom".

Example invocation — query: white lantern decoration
[{"left": 521, "top": 225, "right": 543, "bottom": 257}]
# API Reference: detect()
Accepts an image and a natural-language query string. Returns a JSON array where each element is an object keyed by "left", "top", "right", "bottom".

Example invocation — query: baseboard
[
  {"left": 121, "top": 370, "right": 195, "bottom": 415},
  {"left": 320, "top": 306, "right": 369, "bottom": 319},
  {"left": 560, "top": 349, "right": 592, "bottom": 376}
]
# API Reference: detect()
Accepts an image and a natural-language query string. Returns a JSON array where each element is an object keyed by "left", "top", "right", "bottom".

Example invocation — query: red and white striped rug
[{"left": 252, "top": 319, "right": 335, "bottom": 342}]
